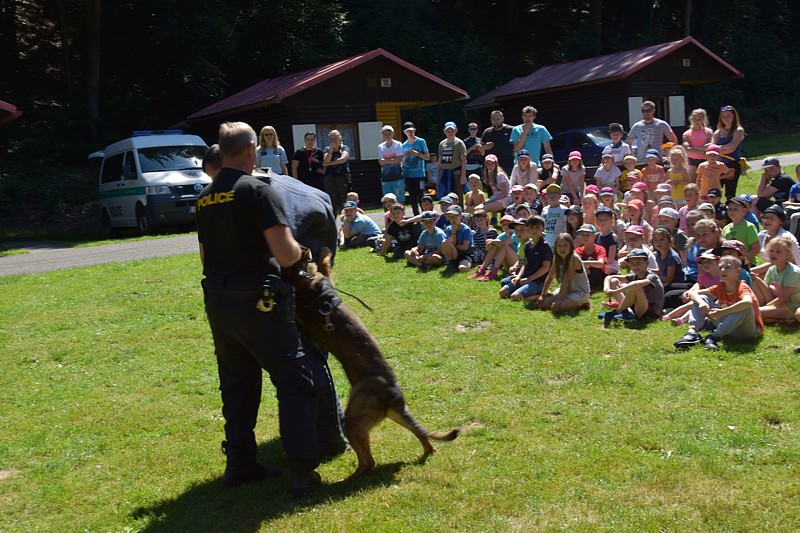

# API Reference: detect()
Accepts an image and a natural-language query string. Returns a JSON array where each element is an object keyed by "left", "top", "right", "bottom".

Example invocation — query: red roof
[
  {"left": 188, "top": 48, "right": 468, "bottom": 120},
  {"left": 466, "top": 37, "right": 743, "bottom": 109}
]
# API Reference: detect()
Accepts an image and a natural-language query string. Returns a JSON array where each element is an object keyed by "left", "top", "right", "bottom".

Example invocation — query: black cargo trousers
[{"left": 203, "top": 278, "right": 326, "bottom": 470}]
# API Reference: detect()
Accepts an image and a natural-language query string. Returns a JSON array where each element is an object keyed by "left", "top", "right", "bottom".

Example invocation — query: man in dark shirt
[
  {"left": 480, "top": 110, "right": 515, "bottom": 173},
  {"left": 197, "top": 122, "right": 325, "bottom": 497},
  {"left": 756, "top": 157, "right": 797, "bottom": 214}
]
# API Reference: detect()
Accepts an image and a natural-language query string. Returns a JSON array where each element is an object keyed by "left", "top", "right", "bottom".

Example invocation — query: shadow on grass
[{"left": 131, "top": 438, "right": 404, "bottom": 532}]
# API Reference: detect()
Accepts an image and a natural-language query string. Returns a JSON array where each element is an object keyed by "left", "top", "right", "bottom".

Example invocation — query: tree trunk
[{"left": 85, "top": 0, "right": 100, "bottom": 141}]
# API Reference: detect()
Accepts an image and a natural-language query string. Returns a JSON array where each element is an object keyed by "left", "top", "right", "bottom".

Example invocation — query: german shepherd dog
[{"left": 283, "top": 249, "right": 458, "bottom": 481}]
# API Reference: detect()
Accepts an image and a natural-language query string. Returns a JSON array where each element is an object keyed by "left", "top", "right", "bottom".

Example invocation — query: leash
[{"left": 333, "top": 287, "right": 373, "bottom": 312}]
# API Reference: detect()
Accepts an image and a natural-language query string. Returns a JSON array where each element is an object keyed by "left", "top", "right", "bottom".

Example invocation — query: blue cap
[
  {"left": 627, "top": 248, "right": 649, "bottom": 259},
  {"left": 576, "top": 224, "right": 597, "bottom": 234},
  {"left": 444, "top": 121, "right": 457, "bottom": 130},
  {"left": 645, "top": 149, "right": 660, "bottom": 158},
  {"left": 517, "top": 149, "right": 531, "bottom": 159},
  {"left": 343, "top": 200, "right": 357, "bottom": 209},
  {"left": 421, "top": 210, "right": 437, "bottom": 221},
  {"left": 738, "top": 193, "right": 752, "bottom": 203}
]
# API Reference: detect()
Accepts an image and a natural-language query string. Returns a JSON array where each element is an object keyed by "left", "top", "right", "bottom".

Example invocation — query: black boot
[
  {"left": 221, "top": 440, "right": 281, "bottom": 488},
  {"left": 289, "top": 460, "right": 321, "bottom": 497}
]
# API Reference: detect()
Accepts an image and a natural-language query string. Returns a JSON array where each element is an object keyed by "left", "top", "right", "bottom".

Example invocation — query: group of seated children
[{"left": 338, "top": 161, "right": 799, "bottom": 349}]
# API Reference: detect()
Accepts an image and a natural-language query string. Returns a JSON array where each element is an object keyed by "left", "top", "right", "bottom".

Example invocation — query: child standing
[
  {"left": 641, "top": 149, "right": 667, "bottom": 196},
  {"left": 606, "top": 123, "right": 633, "bottom": 167},
  {"left": 561, "top": 151, "right": 586, "bottom": 203},
  {"left": 541, "top": 183, "right": 567, "bottom": 247},
  {"left": 425, "top": 154, "right": 439, "bottom": 192},
  {"left": 538, "top": 232, "right": 591, "bottom": 313},
  {"left": 406, "top": 211, "right": 446, "bottom": 270},
  {"left": 499, "top": 215, "right": 553, "bottom": 303},
  {"left": 696, "top": 145, "right": 730, "bottom": 200},
  {"left": 674, "top": 256, "right": 763, "bottom": 350},
  {"left": 600, "top": 248, "right": 665, "bottom": 326},
  {"left": 759, "top": 236, "right": 800, "bottom": 324},
  {"left": 667, "top": 146, "right": 691, "bottom": 207}
]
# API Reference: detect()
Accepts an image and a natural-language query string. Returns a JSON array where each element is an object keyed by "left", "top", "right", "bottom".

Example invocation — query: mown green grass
[{"left": 1, "top": 247, "right": 798, "bottom": 531}]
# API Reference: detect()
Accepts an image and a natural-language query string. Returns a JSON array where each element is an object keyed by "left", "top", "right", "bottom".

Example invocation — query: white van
[{"left": 89, "top": 131, "right": 209, "bottom": 236}]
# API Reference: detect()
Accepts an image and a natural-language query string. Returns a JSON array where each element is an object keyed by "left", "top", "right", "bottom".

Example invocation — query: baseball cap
[
  {"left": 631, "top": 182, "right": 648, "bottom": 192},
  {"left": 565, "top": 204, "right": 582, "bottom": 215},
  {"left": 444, "top": 121, "right": 457, "bottom": 130},
  {"left": 420, "top": 210, "right": 437, "bottom": 221},
  {"left": 446, "top": 192, "right": 460, "bottom": 202},
  {"left": 763, "top": 204, "right": 787, "bottom": 221},
  {"left": 381, "top": 192, "right": 397, "bottom": 203},
  {"left": 658, "top": 207, "right": 679, "bottom": 220},
  {"left": 517, "top": 149, "right": 531, "bottom": 159},
  {"left": 645, "top": 149, "right": 660, "bottom": 159},
  {"left": 511, "top": 184, "right": 525, "bottom": 193},
  {"left": 439, "top": 196, "right": 453, "bottom": 205},
  {"left": 546, "top": 183, "right": 561, "bottom": 192},
  {"left": 421, "top": 194, "right": 433, "bottom": 203},
  {"left": 499, "top": 214, "right": 516, "bottom": 224},
  {"left": 585, "top": 184, "right": 600, "bottom": 195},
  {"left": 707, "top": 188, "right": 722, "bottom": 198},
  {"left": 559, "top": 195, "right": 570, "bottom": 205},
  {"left": 541, "top": 153, "right": 554, "bottom": 162},
  {"left": 523, "top": 183, "right": 539, "bottom": 192},
  {"left": 627, "top": 248, "right": 649, "bottom": 259},
  {"left": 569, "top": 151, "right": 582, "bottom": 160},
  {"left": 624, "top": 225, "right": 644, "bottom": 235},
  {"left": 738, "top": 193, "right": 753, "bottom": 203},
  {"left": 509, "top": 217, "right": 528, "bottom": 228},
  {"left": 343, "top": 200, "right": 357, "bottom": 210},
  {"left": 762, "top": 157, "right": 780, "bottom": 168},
  {"left": 576, "top": 223, "right": 597, "bottom": 234},
  {"left": 705, "top": 144, "right": 720, "bottom": 156},
  {"left": 698, "top": 202, "right": 715, "bottom": 213},
  {"left": 600, "top": 187, "right": 615, "bottom": 197},
  {"left": 697, "top": 251, "right": 721, "bottom": 262},
  {"left": 485, "top": 154, "right": 498, "bottom": 163},
  {"left": 713, "top": 240, "right": 745, "bottom": 257},
  {"left": 446, "top": 205, "right": 463, "bottom": 216},
  {"left": 403, "top": 121, "right": 415, "bottom": 131},
  {"left": 626, "top": 199, "right": 645, "bottom": 212},
  {"left": 601, "top": 150, "right": 614, "bottom": 159},
  {"left": 595, "top": 205, "right": 613, "bottom": 216},
  {"left": 726, "top": 196, "right": 749, "bottom": 207},
  {"left": 655, "top": 183, "right": 672, "bottom": 193}
]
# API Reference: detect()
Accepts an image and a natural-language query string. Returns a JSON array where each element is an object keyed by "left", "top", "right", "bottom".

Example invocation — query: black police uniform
[{"left": 197, "top": 167, "right": 325, "bottom": 477}]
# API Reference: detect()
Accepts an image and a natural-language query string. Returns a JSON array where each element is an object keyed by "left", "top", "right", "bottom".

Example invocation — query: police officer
[{"left": 197, "top": 122, "right": 324, "bottom": 496}]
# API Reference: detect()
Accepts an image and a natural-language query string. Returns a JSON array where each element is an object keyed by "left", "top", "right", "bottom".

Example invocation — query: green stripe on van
[{"left": 99, "top": 187, "right": 147, "bottom": 199}]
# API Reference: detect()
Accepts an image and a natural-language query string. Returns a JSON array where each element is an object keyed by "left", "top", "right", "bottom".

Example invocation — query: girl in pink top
[{"left": 682, "top": 108, "right": 713, "bottom": 181}]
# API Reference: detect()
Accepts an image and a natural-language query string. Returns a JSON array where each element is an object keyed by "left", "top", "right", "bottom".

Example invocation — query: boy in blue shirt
[
  {"left": 406, "top": 211, "right": 446, "bottom": 270},
  {"left": 499, "top": 215, "right": 553, "bottom": 303},
  {"left": 339, "top": 200, "right": 381, "bottom": 249},
  {"left": 441, "top": 205, "right": 474, "bottom": 273}
]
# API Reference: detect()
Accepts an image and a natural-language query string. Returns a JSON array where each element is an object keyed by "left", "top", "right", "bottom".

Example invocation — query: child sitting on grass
[
  {"left": 464, "top": 173, "right": 487, "bottom": 214},
  {"left": 380, "top": 203, "right": 422, "bottom": 260},
  {"left": 600, "top": 248, "right": 665, "bottom": 327},
  {"left": 471, "top": 214, "right": 520, "bottom": 281},
  {"left": 594, "top": 206, "right": 620, "bottom": 276},
  {"left": 339, "top": 200, "right": 382, "bottom": 249},
  {"left": 575, "top": 223, "right": 606, "bottom": 290},
  {"left": 722, "top": 196, "right": 760, "bottom": 266},
  {"left": 673, "top": 256, "right": 763, "bottom": 351},
  {"left": 538, "top": 232, "right": 591, "bottom": 314},
  {"left": 758, "top": 236, "right": 800, "bottom": 324},
  {"left": 441, "top": 205, "right": 474, "bottom": 273},
  {"left": 469, "top": 209, "right": 498, "bottom": 268},
  {"left": 405, "top": 211, "right": 446, "bottom": 270},
  {"left": 499, "top": 215, "right": 552, "bottom": 303}
]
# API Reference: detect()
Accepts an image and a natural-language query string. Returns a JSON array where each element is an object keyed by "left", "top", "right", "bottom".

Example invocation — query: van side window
[
  {"left": 101, "top": 153, "right": 124, "bottom": 184},
  {"left": 122, "top": 151, "right": 137, "bottom": 179}
]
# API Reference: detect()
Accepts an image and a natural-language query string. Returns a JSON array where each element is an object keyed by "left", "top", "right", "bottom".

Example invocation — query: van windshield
[{"left": 138, "top": 146, "right": 206, "bottom": 173}]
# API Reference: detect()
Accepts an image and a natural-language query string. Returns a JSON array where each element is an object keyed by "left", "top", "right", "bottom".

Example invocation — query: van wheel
[
  {"left": 136, "top": 207, "right": 152, "bottom": 236},
  {"left": 101, "top": 210, "right": 119, "bottom": 238}
]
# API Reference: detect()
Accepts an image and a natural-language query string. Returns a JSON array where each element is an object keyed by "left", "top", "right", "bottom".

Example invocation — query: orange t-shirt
[
  {"left": 641, "top": 165, "right": 666, "bottom": 192},
  {"left": 707, "top": 280, "right": 764, "bottom": 333}
]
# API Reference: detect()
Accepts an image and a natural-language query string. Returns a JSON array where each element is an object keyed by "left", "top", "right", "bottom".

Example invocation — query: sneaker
[
  {"left": 602, "top": 300, "right": 620, "bottom": 309},
  {"left": 674, "top": 331, "right": 702, "bottom": 348},
  {"left": 479, "top": 269, "right": 499, "bottom": 282},
  {"left": 670, "top": 317, "right": 684, "bottom": 326},
  {"left": 467, "top": 267, "right": 487, "bottom": 279},
  {"left": 602, "top": 310, "right": 616, "bottom": 328},
  {"left": 419, "top": 264, "right": 431, "bottom": 272},
  {"left": 704, "top": 335, "right": 720, "bottom": 351},
  {"left": 614, "top": 310, "right": 637, "bottom": 321}
]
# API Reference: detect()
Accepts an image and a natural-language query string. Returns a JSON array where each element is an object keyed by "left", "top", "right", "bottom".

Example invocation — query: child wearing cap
[
  {"left": 468, "top": 209, "right": 498, "bottom": 269},
  {"left": 339, "top": 200, "right": 382, "bottom": 249},
  {"left": 667, "top": 146, "right": 691, "bottom": 206},
  {"left": 509, "top": 150, "right": 539, "bottom": 188},
  {"left": 759, "top": 236, "right": 800, "bottom": 324},
  {"left": 595, "top": 206, "right": 620, "bottom": 276},
  {"left": 441, "top": 205, "right": 474, "bottom": 273},
  {"left": 436, "top": 196, "right": 453, "bottom": 230},
  {"left": 706, "top": 188, "right": 731, "bottom": 228},
  {"left": 437, "top": 122, "right": 468, "bottom": 199},
  {"left": 471, "top": 214, "right": 520, "bottom": 281},
  {"left": 538, "top": 232, "right": 591, "bottom": 313},
  {"left": 721, "top": 196, "right": 760, "bottom": 264},
  {"left": 621, "top": 199, "right": 653, "bottom": 245},
  {"left": 625, "top": 181, "right": 657, "bottom": 226},
  {"left": 618, "top": 224, "right": 658, "bottom": 272},
  {"left": 696, "top": 145, "right": 730, "bottom": 200},
  {"left": 380, "top": 203, "right": 422, "bottom": 259},
  {"left": 674, "top": 256, "right": 763, "bottom": 351},
  {"left": 420, "top": 194, "right": 435, "bottom": 214},
  {"left": 594, "top": 152, "right": 622, "bottom": 196},
  {"left": 575, "top": 224, "right": 606, "bottom": 290},
  {"left": 522, "top": 183, "right": 543, "bottom": 215},
  {"left": 561, "top": 152, "right": 586, "bottom": 203},
  {"left": 538, "top": 154, "right": 560, "bottom": 190},
  {"left": 620, "top": 157, "right": 640, "bottom": 192},
  {"left": 600, "top": 248, "right": 665, "bottom": 326},
  {"left": 464, "top": 173, "right": 487, "bottom": 214},
  {"left": 606, "top": 123, "right": 633, "bottom": 167},
  {"left": 504, "top": 185, "right": 527, "bottom": 216},
  {"left": 656, "top": 207, "right": 689, "bottom": 263},
  {"left": 641, "top": 149, "right": 667, "bottom": 195},
  {"left": 753, "top": 205, "right": 800, "bottom": 279},
  {"left": 406, "top": 211, "right": 446, "bottom": 270},
  {"left": 564, "top": 205, "right": 584, "bottom": 238},
  {"left": 381, "top": 192, "right": 398, "bottom": 228},
  {"left": 541, "top": 183, "right": 567, "bottom": 247},
  {"left": 425, "top": 154, "right": 439, "bottom": 191},
  {"left": 499, "top": 216, "right": 553, "bottom": 303},
  {"left": 737, "top": 194, "right": 761, "bottom": 230}
]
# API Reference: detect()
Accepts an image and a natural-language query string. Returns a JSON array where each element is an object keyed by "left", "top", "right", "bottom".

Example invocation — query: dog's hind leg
[{"left": 342, "top": 415, "right": 377, "bottom": 481}]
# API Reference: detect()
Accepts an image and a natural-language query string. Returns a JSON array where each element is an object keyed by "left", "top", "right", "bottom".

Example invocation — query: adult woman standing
[
  {"left": 322, "top": 129, "right": 350, "bottom": 214},
  {"left": 711, "top": 105, "right": 746, "bottom": 200},
  {"left": 255, "top": 126, "right": 289, "bottom": 174},
  {"left": 291, "top": 131, "right": 325, "bottom": 190},
  {"left": 682, "top": 108, "right": 713, "bottom": 182},
  {"left": 476, "top": 154, "right": 511, "bottom": 224}
]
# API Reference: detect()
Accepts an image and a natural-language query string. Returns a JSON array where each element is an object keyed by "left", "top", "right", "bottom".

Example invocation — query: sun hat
[{"left": 568, "top": 151, "right": 582, "bottom": 160}]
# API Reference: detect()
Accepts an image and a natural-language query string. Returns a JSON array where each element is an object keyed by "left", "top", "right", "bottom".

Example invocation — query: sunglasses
[
  {"left": 468, "top": 128, "right": 478, "bottom": 131},
  {"left": 641, "top": 108, "right": 654, "bottom": 113},
  {"left": 720, "top": 105, "right": 734, "bottom": 111}
]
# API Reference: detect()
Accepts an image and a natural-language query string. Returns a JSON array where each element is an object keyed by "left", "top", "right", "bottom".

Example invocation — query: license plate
[{"left": 188, "top": 206, "right": 196, "bottom": 213}]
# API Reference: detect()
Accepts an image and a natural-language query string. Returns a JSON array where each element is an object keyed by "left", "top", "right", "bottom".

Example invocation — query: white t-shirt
[{"left": 378, "top": 140, "right": 403, "bottom": 162}]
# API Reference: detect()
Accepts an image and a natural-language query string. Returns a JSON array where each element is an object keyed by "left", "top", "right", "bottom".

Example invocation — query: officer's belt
[{"left": 202, "top": 275, "right": 263, "bottom": 290}]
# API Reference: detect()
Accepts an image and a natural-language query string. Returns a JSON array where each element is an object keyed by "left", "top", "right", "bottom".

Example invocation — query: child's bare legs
[
  {"left": 750, "top": 262, "right": 770, "bottom": 278},
  {"left": 760, "top": 305, "right": 792, "bottom": 324},
  {"left": 441, "top": 241, "right": 458, "bottom": 262},
  {"left": 604, "top": 276, "right": 624, "bottom": 305},
  {"left": 423, "top": 253, "right": 443, "bottom": 267},
  {"left": 751, "top": 276, "right": 773, "bottom": 306},
  {"left": 616, "top": 286, "right": 649, "bottom": 317},
  {"left": 405, "top": 249, "right": 421, "bottom": 266}
]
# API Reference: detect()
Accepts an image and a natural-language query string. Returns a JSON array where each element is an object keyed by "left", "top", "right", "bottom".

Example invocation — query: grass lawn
[{"left": 1, "top": 246, "right": 799, "bottom": 531}]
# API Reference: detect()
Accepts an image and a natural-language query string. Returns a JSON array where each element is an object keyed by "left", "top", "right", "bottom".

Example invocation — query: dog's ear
[{"left": 318, "top": 247, "right": 333, "bottom": 280}]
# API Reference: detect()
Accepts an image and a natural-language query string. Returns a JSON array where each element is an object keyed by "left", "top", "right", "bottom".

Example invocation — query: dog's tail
[{"left": 388, "top": 408, "right": 459, "bottom": 444}]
